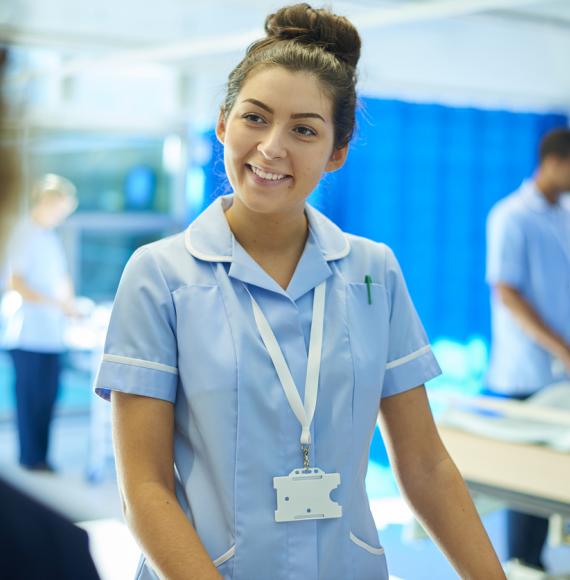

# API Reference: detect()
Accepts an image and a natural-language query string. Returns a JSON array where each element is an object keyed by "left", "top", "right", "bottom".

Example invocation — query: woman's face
[
  {"left": 216, "top": 66, "right": 348, "bottom": 217},
  {"left": 35, "top": 194, "right": 77, "bottom": 228}
]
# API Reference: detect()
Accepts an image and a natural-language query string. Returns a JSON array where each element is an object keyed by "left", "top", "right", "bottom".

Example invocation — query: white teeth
[{"left": 250, "top": 165, "right": 287, "bottom": 181}]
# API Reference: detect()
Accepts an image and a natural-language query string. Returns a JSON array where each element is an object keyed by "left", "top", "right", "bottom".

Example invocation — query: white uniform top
[
  {"left": 486, "top": 180, "right": 570, "bottom": 394},
  {"left": 95, "top": 195, "right": 441, "bottom": 580},
  {"left": 3, "top": 218, "right": 69, "bottom": 353}
]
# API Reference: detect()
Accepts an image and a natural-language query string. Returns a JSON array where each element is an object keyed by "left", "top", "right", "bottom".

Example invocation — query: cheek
[
  {"left": 555, "top": 168, "right": 570, "bottom": 189},
  {"left": 299, "top": 167, "right": 323, "bottom": 187},
  {"left": 223, "top": 132, "right": 247, "bottom": 182},
  {"left": 224, "top": 123, "right": 251, "bottom": 157},
  {"left": 296, "top": 152, "right": 329, "bottom": 182}
]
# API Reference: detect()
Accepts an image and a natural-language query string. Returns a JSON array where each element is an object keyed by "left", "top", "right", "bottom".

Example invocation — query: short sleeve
[
  {"left": 8, "top": 223, "right": 33, "bottom": 277},
  {"left": 94, "top": 247, "right": 178, "bottom": 403},
  {"left": 486, "top": 206, "right": 526, "bottom": 289},
  {"left": 382, "top": 247, "right": 441, "bottom": 398}
]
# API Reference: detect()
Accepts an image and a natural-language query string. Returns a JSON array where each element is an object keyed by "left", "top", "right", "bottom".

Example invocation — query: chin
[{"left": 234, "top": 189, "right": 293, "bottom": 216}]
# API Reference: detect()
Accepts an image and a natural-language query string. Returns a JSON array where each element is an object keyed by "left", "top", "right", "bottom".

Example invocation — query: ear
[
  {"left": 215, "top": 110, "right": 226, "bottom": 144},
  {"left": 324, "top": 144, "right": 349, "bottom": 173}
]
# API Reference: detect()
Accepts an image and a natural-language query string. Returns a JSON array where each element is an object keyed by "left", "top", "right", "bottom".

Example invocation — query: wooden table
[{"left": 438, "top": 425, "right": 570, "bottom": 518}]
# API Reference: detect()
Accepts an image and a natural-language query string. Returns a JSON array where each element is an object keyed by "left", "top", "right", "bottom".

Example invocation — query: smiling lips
[{"left": 248, "top": 163, "right": 291, "bottom": 184}]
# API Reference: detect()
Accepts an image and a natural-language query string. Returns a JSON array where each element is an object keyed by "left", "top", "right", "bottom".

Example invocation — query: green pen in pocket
[{"left": 364, "top": 274, "right": 373, "bottom": 304}]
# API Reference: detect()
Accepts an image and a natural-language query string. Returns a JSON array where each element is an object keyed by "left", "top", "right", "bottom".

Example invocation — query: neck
[
  {"left": 534, "top": 173, "right": 560, "bottom": 205},
  {"left": 225, "top": 197, "right": 308, "bottom": 257}
]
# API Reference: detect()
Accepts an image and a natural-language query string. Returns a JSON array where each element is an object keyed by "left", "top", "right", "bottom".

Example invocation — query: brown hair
[
  {"left": 539, "top": 128, "right": 570, "bottom": 163},
  {"left": 31, "top": 173, "right": 77, "bottom": 207},
  {"left": 222, "top": 3, "right": 361, "bottom": 149}
]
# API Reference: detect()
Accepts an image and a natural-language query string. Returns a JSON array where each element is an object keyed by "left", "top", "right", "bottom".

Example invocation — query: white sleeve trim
[
  {"left": 213, "top": 545, "right": 236, "bottom": 567},
  {"left": 349, "top": 532, "right": 385, "bottom": 556},
  {"left": 102, "top": 353, "right": 178, "bottom": 375},
  {"left": 385, "top": 344, "right": 431, "bottom": 370}
]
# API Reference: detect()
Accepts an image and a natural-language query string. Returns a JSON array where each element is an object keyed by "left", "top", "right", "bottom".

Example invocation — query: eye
[
  {"left": 293, "top": 125, "right": 317, "bottom": 137},
  {"left": 242, "top": 113, "right": 266, "bottom": 125}
]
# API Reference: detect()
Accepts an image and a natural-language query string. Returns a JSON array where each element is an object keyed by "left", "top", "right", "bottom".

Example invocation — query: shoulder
[
  {"left": 10, "top": 219, "right": 36, "bottom": 245},
  {"left": 345, "top": 233, "right": 392, "bottom": 261},
  {"left": 488, "top": 191, "right": 529, "bottom": 232},
  {"left": 8, "top": 220, "right": 42, "bottom": 264},
  {"left": 122, "top": 231, "right": 191, "bottom": 291},
  {"left": 341, "top": 233, "right": 399, "bottom": 285}
]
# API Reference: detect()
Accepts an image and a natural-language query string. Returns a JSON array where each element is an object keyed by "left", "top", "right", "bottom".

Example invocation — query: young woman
[
  {"left": 96, "top": 4, "right": 506, "bottom": 579},
  {"left": 4, "top": 174, "right": 78, "bottom": 471}
]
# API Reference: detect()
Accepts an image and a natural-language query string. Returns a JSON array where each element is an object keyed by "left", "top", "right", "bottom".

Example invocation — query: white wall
[{"left": 358, "top": 14, "right": 570, "bottom": 113}]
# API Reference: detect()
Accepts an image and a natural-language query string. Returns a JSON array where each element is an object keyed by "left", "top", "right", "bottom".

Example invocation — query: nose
[{"left": 257, "top": 126, "right": 287, "bottom": 160}]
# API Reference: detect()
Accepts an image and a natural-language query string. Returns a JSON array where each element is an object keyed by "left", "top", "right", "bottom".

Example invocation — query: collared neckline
[
  {"left": 519, "top": 179, "right": 561, "bottom": 213},
  {"left": 185, "top": 194, "right": 350, "bottom": 263},
  {"left": 184, "top": 194, "right": 350, "bottom": 299}
]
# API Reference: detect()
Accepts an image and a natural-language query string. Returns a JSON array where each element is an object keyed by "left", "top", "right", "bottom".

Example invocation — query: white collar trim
[{"left": 184, "top": 195, "right": 350, "bottom": 263}]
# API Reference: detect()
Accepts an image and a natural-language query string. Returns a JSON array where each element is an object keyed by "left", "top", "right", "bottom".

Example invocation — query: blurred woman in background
[{"left": 3, "top": 173, "right": 78, "bottom": 471}]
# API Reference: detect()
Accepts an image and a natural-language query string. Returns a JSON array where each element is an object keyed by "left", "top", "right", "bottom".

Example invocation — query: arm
[
  {"left": 10, "top": 273, "right": 55, "bottom": 306},
  {"left": 495, "top": 282, "right": 570, "bottom": 372},
  {"left": 379, "top": 385, "right": 505, "bottom": 580},
  {"left": 112, "top": 391, "right": 221, "bottom": 580},
  {"left": 64, "top": 274, "right": 75, "bottom": 301},
  {"left": 10, "top": 273, "right": 77, "bottom": 316}
]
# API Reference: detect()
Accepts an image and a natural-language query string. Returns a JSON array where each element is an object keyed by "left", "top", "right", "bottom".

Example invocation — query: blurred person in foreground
[
  {"left": 486, "top": 127, "right": 570, "bottom": 570},
  {"left": 0, "top": 46, "right": 99, "bottom": 580},
  {"left": 0, "top": 49, "right": 18, "bottom": 259},
  {"left": 3, "top": 173, "right": 78, "bottom": 471}
]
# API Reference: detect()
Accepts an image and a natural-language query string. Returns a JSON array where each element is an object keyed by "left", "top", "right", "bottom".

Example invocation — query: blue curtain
[{"left": 199, "top": 98, "right": 567, "bottom": 344}]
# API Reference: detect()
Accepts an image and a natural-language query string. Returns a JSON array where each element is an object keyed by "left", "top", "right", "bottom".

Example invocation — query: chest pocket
[
  {"left": 173, "top": 284, "right": 237, "bottom": 396},
  {"left": 346, "top": 283, "right": 389, "bottom": 395}
]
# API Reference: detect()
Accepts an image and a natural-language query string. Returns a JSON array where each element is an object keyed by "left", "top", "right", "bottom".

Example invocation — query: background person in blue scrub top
[
  {"left": 486, "top": 128, "right": 570, "bottom": 571},
  {"left": 4, "top": 173, "right": 78, "bottom": 471},
  {"left": 97, "top": 4, "right": 505, "bottom": 579}
]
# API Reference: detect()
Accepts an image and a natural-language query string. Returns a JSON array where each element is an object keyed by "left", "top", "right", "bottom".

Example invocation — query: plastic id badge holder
[{"left": 274, "top": 467, "right": 342, "bottom": 522}]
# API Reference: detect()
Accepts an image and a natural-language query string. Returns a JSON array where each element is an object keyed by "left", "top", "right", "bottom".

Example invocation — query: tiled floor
[{"left": 2, "top": 410, "right": 570, "bottom": 579}]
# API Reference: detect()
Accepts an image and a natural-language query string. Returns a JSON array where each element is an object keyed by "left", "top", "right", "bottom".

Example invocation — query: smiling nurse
[{"left": 95, "top": 4, "right": 505, "bottom": 579}]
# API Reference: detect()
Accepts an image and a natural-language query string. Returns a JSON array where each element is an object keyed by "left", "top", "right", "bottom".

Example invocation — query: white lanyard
[
  {"left": 249, "top": 281, "right": 343, "bottom": 523},
  {"left": 249, "top": 281, "right": 326, "bottom": 456}
]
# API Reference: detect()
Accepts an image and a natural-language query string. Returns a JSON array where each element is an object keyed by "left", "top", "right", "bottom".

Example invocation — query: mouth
[{"left": 246, "top": 163, "right": 292, "bottom": 185}]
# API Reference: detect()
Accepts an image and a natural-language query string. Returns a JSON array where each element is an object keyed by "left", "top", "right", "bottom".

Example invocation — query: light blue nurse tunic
[
  {"left": 2, "top": 218, "right": 69, "bottom": 353},
  {"left": 95, "top": 195, "right": 441, "bottom": 580},
  {"left": 486, "top": 180, "right": 570, "bottom": 395}
]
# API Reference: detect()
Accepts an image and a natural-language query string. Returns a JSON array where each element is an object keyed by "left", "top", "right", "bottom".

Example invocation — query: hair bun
[{"left": 265, "top": 3, "right": 361, "bottom": 68}]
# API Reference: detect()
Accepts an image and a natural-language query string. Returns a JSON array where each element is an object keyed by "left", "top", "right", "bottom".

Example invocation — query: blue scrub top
[
  {"left": 2, "top": 218, "right": 68, "bottom": 353},
  {"left": 486, "top": 180, "right": 570, "bottom": 395},
  {"left": 95, "top": 195, "right": 441, "bottom": 580}
]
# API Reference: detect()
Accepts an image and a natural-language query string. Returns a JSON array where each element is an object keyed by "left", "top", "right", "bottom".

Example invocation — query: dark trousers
[
  {"left": 506, "top": 510, "right": 549, "bottom": 569},
  {"left": 9, "top": 349, "right": 61, "bottom": 467}
]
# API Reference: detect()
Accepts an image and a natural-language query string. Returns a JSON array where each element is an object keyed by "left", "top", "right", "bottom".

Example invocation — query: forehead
[
  {"left": 236, "top": 66, "right": 333, "bottom": 119},
  {"left": 549, "top": 154, "right": 570, "bottom": 169},
  {"left": 39, "top": 192, "right": 75, "bottom": 209}
]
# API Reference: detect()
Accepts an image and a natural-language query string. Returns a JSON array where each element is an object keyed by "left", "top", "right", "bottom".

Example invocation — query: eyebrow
[{"left": 242, "top": 98, "right": 326, "bottom": 123}]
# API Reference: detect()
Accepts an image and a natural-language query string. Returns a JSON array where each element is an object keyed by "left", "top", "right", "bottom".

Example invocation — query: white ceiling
[
  {"left": 2, "top": 0, "right": 570, "bottom": 55},
  {"left": 2, "top": 0, "right": 570, "bottom": 130}
]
